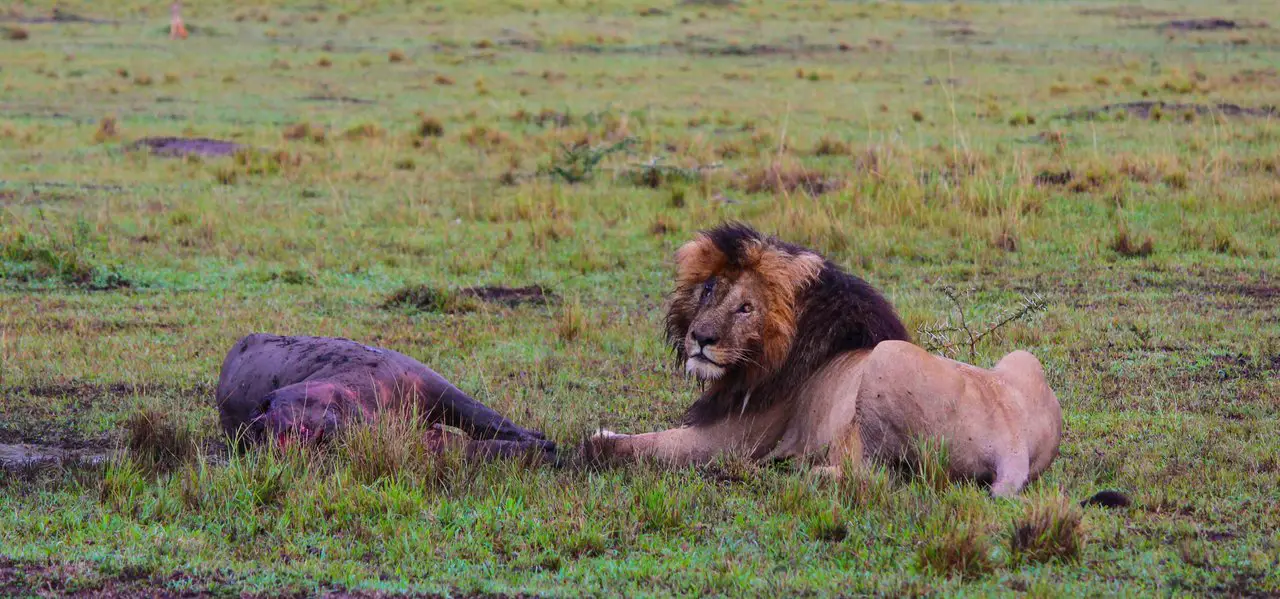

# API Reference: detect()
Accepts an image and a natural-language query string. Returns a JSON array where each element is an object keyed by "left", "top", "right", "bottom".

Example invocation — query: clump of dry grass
[
  {"left": 342, "top": 122, "right": 384, "bottom": 140},
  {"left": 381, "top": 285, "right": 477, "bottom": 314},
  {"left": 316, "top": 56, "right": 333, "bottom": 68},
  {"left": 1110, "top": 223, "right": 1154, "bottom": 257},
  {"left": 282, "top": 122, "right": 326, "bottom": 143},
  {"left": 556, "top": 296, "right": 586, "bottom": 341},
  {"left": 917, "top": 521, "right": 995, "bottom": 580},
  {"left": 1008, "top": 112, "right": 1036, "bottom": 126},
  {"left": 810, "top": 136, "right": 851, "bottom": 156},
  {"left": 93, "top": 117, "right": 118, "bottom": 143},
  {"left": 123, "top": 406, "right": 198, "bottom": 472},
  {"left": 213, "top": 149, "right": 303, "bottom": 185},
  {"left": 1010, "top": 496, "right": 1086, "bottom": 565},
  {"left": 388, "top": 49, "right": 406, "bottom": 63},
  {"left": 5, "top": 26, "right": 30, "bottom": 41},
  {"left": 461, "top": 125, "right": 508, "bottom": 149},
  {"left": 415, "top": 115, "right": 445, "bottom": 139},
  {"left": 738, "top": 162, "right": 844, "bottom": 196},
  {"left": 992, "top": 229, "right": 1018, "bottom": 252}
]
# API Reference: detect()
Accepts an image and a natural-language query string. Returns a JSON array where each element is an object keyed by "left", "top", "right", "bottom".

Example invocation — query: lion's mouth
[
  {"left": 689, "top": 352, "right": 724, "bottom": 367},
  {"left": 686, "top": 353, "right": 727, "bottom": 380}
]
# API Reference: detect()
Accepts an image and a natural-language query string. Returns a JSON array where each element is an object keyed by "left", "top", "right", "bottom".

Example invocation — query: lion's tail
[{"left": 1080, "top": 489, "right": 1131, "bottom": 509}]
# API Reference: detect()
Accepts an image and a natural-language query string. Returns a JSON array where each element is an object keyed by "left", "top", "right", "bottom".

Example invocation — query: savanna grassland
[{"left": 1, "top": 0, "right": 1278, "bottom": 596}]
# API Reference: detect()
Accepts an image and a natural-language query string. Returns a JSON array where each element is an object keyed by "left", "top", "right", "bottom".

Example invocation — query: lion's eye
[
  {"left": 701, "top": 279, "right": 715, "bottom": 300},
  {"left": 737, "top": 303, "right": 753, "bottom": 314}
]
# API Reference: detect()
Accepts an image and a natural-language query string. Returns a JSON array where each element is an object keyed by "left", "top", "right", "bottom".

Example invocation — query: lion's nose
[{"left": 693, "top": 330, "right": 718, "bottom": 348}]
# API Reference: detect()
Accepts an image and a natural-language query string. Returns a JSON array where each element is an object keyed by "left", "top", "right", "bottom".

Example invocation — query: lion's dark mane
[{"left": 671, "top": 223, "right": 910, "bottom": 427}]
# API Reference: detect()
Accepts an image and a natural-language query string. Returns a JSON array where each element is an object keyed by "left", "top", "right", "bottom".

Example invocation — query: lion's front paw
[{"left": 581, "top": 429, "right": 628, "bottom": 463}]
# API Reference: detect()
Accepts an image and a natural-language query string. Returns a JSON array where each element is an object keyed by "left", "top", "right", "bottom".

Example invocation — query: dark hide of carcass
[{"left": 216, "top": 334, "right": 554, "bottom": 460}]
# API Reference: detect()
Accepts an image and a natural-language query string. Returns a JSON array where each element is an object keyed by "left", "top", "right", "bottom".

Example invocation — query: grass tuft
[
  {"left": 382, "top": 285, "right": 478, "bottom": 314},
  {"left": 123, "top": 406, "right": 198, "bottom": 472},
  {"left": 556, "top": 296, "right": 586, "bottom": 341},
  {"left": 635, "top": 482, "right": 689, "bottom": 532},
  {"left": 282, "top": 122, "right": 326, "bottom": 143},
  {"left": 917, "top": 520, "right": 995, "bottom": 580},
  {"left": 810, "top": 136, "right": 851, "bottom": 156},
  {"left": 1010, "top": 496, "right": 1085, "bottom": 565},
  {"left": 739, "top": 162, "right": 844, "bottom": 196},
  {"left": 1110, "top": 223, "right": 1154, "bottom": 257},
  {"left": 93, "top": 117, "right": 118, "bottom": 143},
  {"left": 416, "top": 116, "right": 445, "bottom": 138},
  {"left": 0, "top": 231, "right": 130, "bottom": 290}
]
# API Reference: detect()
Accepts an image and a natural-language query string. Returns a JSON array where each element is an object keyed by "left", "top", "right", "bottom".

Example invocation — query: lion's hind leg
[{"left": 989, "top": 455, "right": 1030, "bottom": 498}]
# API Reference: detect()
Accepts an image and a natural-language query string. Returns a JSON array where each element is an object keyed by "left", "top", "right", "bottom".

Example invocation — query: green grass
[{"left": 1, "top": 0, "right": 1278, "bottom": 596}]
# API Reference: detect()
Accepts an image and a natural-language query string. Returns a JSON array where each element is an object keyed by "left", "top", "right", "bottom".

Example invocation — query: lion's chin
[{"left": 686, "top": 357, "right": 726, "bottom": 380}]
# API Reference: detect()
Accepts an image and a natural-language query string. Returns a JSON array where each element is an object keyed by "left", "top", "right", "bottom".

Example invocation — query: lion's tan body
[
  {"left": 587, "top": 224, "right": 1063, "bottom": 497},
  {"left": 595, "top": 342, "right": 1061, "bottom": 496}
]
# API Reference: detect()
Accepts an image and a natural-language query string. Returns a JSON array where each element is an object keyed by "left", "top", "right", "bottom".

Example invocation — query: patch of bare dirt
[
  {"left": 1061, "top": 101, "right": 1279, "bottom": 121},
  {"left": 300, "top": 94, "right": 375, "bottom": 105},
  {"left": 0, "top": 558, "right": 543, "bottom": 598},
  {"left": 459, "top": 285, "right": 555, "bottom": 307},
  {"left": 0, "top": 188, "right": 87, "bottom": 207},
  {"left": 382, "top": 285, "right": 557, "bottom": 313},
  {"left": 127, "top": 137, "right": 246, "bottom": 158},
  {"left": 2, "top": 8, "right": 115, "bottom": 24},
  {"left": 0, "top": 443, "right": 108, "bottom": 471},
  {"left": 2, "top": 381, "right": 205, "bottom": 401},
  {"left": 498, "top": 36, "right": 855, "bottom": 57},
  {"left": 1128, "top": 271, "right": 1278, "bottom": 306},
  {"left": 1161, "top": 18, "right": 1268, "bottom": 31},
  {"left": 1078, "top": 6, "right": 1178, "bottom": 19},
  {"left": 0, "top": 382, "right": 210, "bottom": 448}
]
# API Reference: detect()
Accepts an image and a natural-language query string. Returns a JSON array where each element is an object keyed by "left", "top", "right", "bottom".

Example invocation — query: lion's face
[
  {"left": 665, "top": 225, "right": 825, "bottom": 383},
  {"left": 681, "top": 271, "right": 769, "bottom": 380}
]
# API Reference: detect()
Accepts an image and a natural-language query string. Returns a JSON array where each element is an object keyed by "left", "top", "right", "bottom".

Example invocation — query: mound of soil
[
  {"left": 127, "top": 137, "right": 246, "bottom": 158},
  {"left": 1061, "top": 101, "right": 1279, "bottom": 121}
]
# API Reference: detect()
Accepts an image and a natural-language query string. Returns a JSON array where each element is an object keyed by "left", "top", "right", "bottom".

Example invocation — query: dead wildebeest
[{"left": 216, "top": 334, "right": 554, "bottom": 461}]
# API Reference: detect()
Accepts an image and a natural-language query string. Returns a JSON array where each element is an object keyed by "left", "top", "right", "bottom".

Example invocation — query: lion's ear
[
  {"left": 785, "top": 252, "right": 824, "bottom": 287},
  {"left": 673, "top": 235, "right": 726, "bottom": 285},
  {"left": 752, "top": 246, "right": 824, "bottom": 293}
]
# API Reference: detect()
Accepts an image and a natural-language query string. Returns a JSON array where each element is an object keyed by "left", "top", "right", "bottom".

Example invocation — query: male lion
[{"left": 585, "top": 223, "right": 1064, "bottom": 497}]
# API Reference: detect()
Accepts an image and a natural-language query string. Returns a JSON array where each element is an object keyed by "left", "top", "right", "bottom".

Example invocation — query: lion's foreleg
[
  {"left": 814, "top": 423, "right": 866, "bottom": 478},
  {"left": 584, "top": 427, "right": 718, "bottom": 466},
  {"left": 585, "top": 418, "right": 771, "bottom": 467}
]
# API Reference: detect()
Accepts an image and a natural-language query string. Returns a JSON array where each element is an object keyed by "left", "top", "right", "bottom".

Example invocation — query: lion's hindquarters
[
  {"left": 851, "top": 342, "right": 1054, "bottom": 494},
  {"left": 991, "top": 349, "right": 1062, "bottom": 477}
]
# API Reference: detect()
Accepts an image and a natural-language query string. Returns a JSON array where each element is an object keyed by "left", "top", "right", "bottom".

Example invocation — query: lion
[
  {"left": 217, "top": 334, "right": 555, "bottom": 461},
  {"left": 584, "top": 223, "right": 1068, "bottom": 498}
]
